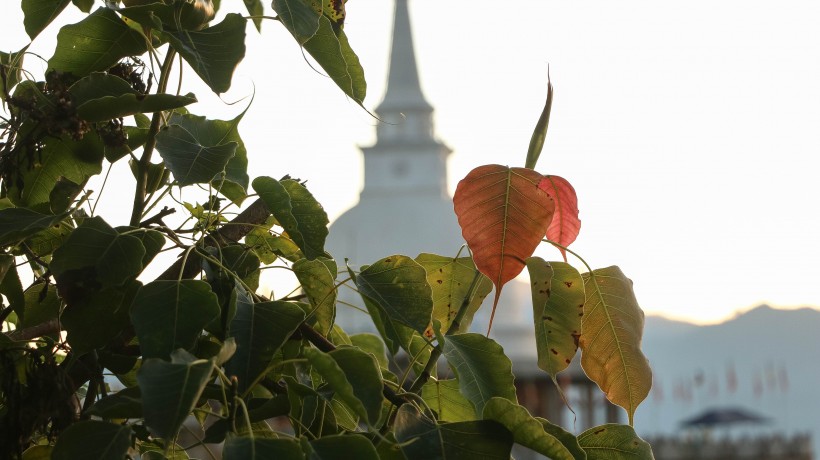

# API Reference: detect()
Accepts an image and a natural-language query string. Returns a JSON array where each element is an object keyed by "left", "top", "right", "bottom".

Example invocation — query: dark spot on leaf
[
  {"left": 565, "top": 358, "right": 571, "bottom": 364},
  {"left": 578, "top": 312, "right": 583, "bottom": 317},
  {"left": 633, "top": 441, "right": 639, "bottom": 446},
  {"left": 571, "top": 332, "right": 581, "bottom": 347},
  {"left": 538, "top": 289, "right": 546, "bottom": 294},
  {"left": 564, "top": 281, "right": 573, "bottom": 288},
  {"left": 385, "top": 258, "right": 392, "bottom": 263},
  {"left": 594, "top": 428, "right": 606, "bottom": 435},
  {"left": 546, "top": 288, "right": 551, "bottom": 296},
  {"left": 546, "top": 316, "right": 553, "bottom": 321},
  {"left": 550, "top": 348, "right": 558, "bottom": 355},
  {"left": 436, "top": 279, "right": 443, "bottom": 284},
  {"left": 578, "top": 304, "right": 583, "bottom": 308}
]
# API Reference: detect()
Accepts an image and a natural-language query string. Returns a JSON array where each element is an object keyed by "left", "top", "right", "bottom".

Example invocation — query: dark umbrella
[{"left": 680, "top": 407, "right": 771, "bottom": 427}]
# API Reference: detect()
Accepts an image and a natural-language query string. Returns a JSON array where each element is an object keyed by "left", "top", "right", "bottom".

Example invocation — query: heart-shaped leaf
[
  {"left": 51, "top": 420, "right": 131, "bottom": 460},
  {"left": 308, "top": 434, "right": 380, "bottom": 460},
  {"left": 580, "top": 266, "right": 652, "bottom": 425},
  {"left": 394, "top": 404, "right": 513, "bottom": 460},
  {"left": 224, "top": 295, "right": 306, "bottom": 394},
  {"left": 48, "top": 8, "right": 147, "bottom": 77},
  {"left": 0, "top": 208, "right": 66, "bottom": 247},
  {"left": 526, "top": 257, "right": 584, "bottom": 379},
  {"left": 302, "top": 15, "right": 366, "bottom": 105},
  {"left": 22, "top": 0, "right": 71, "bottom": 40},
  {"left": 421, "top": 379, "right": 477, "bottom": 422},
  {"left": 253, "top": 176, "right": 329, "bottom": 260},
  {"left": 69, "top": 73, "right": 197, "bottom": 122},
  {"left": 453, "top": 164, "right": 555, "bottom": 331},
  {"left": 130, "top": 280, "right": 220, "bottom": 359},
  {"left": 305, "top": 347, "right": 384, "bottom": 426},
  {"left": 271, "top": 0, "right": 321, "bottom": 44},
  {"left": 354, "top": 255, "right": 432, "bottom": 334},
  {"left": 482, "top": 398, "right": 578, "bottom": 460},
  {"left": 538, "top": 175, "right": 581, "bottom": 262},
  {"left": 578, "top": 424, "right": 654, "bottom": 459},
  {"left": 223, "top": 436, "right": 303, "bottom": 460},
  {"left": 294, "top": 257, "right": 337, "bottom": 335},
  {"left": 163, "top": 14, "right": 247, "bottom": 94},
  {"left": 137, "top": 350, "right": 214, "bottom": 440},
  {"left": 415, "top": 253, "right": 493, "bottom": 336},
  {"left": 441, "top": 333, "right": 517, "bottom": 415}
]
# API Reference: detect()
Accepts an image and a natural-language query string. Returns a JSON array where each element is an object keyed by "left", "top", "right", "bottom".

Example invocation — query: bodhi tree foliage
[{"left": 0, "top": 0, "right": 656, "bottom": 458}]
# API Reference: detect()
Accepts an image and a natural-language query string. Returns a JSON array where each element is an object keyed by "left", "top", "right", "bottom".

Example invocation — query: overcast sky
[{"left": 3, "top": 1, "right": 820, "bottom": 324}]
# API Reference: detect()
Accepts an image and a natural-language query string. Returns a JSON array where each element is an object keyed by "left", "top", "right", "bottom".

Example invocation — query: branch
[
  {"left": 129, "top": 50, "right": 176, "bottom": 227},
  {"left": 139, "top": 206, "right": 176, "bottom": 228}
]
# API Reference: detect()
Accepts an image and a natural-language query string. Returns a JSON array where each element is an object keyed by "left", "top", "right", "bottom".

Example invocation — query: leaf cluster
[{"left": 0, "top": 1, "right": 655, "bottom": 459}]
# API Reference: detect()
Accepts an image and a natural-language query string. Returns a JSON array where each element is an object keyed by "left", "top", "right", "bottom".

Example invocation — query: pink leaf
[{"left": 538, "top": 175, "right": 580, "bottom": 261}]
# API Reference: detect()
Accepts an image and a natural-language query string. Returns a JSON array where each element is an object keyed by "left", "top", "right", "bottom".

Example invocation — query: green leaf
[
  {"left": 19, "top": 283, "right": 59, "bottom": 331},
  {"left": 422, "top": 379, "right": 477, "bottom": 422},
  {"left": 48, "top": 8, "right": 148, "bottom": 77},
  {"left": 246, "top": 221, "right": 303, "bottom": 264},
  {"left": 86, "top": 386, "right": 143, "bottom": 419},
  {"left": 7, "top": 132, "right": 104, "bottom": 209},
  {"left": 309, "top": 434, "right": 380, "bottom": 460},
  {"left": 349, "top": 333, "right": 389, "bottom": 369},
  {"left": 130, "top": 280, "right": 221, "bottom": 359},
  {"left": 394, "top": 404, "right": 513, "bottom": 460},
  {"left": 62, "top": 283, "right": 139, "bottom": 354},
  {"left": 0, "top": 48, "right": 27, "bottom": 101},
  {"left": 252, "top": 177, "right": 329, "bottom": 260},
  {"left": 286, "top": 377, "right": 336, "bottom": 437},
  {"left": 243, "top": 0, "right": 264, "bottom": 31},
  {"left": 69, "top": 73, "right": 197, "bottom": 122},
  {"left": 0, "top": 208, "right": 66, "bottom": 247},
  {"left": 301, "top": 15, "right": 366, "bottom": 105},
  {"left": 294, "top": 257, "right": 337, "bottom": 336},
  {"left": 50, "top": 216, "right": 146, "bottom": 288},
  {"left": 526, "top": 257, "right": 584, "bottom": 378},
  {"left": 22, "top": 0, "right": 71, "bottom": 40},
  {"left": 163, "top": 13, "right": 247, "bottom": 94},
  {"left": 0, "top": 256, "right": 25, "bottom": 321},
  {"left": 125, "top": 228, "right": 166, "bottom": 267},
  {"left": 205, "top": 244, "right": 261, "bottom": 291},
  {"left": 168, "top": 111, "right": 249, "bottom": 202},
  {"left": 223, "top": 436, "right": 303, "bottom": 460},
  {"left": 415, "top": 253, "right": 493, "bottom": 335},
  {"left": 524, "top": 75, "right": 553, "bottom": 170},
  {"left": 26, "top": 220, "right": 73, "bottom": 257},
  {"left": 71, "top": 0, "right": 94, "bottom": 12},
  {"left": 224, "top": 297, "right": 306, "bottom": 393},
  {"left": 128, "top": 160, "right": 171, "bottom": 195},
  {"left": 137, "top": 349, "right": 215, "bottom": 440},
  {"left": 155, "top": 121, "right": 238, "bottom": 187},
  {"left": 482, "top": 398, "right": 578, "bottom": 460},
  {"left": 305, "top": 346, "right": 384, "bottom": 425},
  {"left": 271, "top": 0, "right": 320, "bottom": 44},
  {"left": 580, "top": 266, "right": 652, "bottom": 425},
  {"left": 51, "top": 420, "right": 131, "bottom": 460},
  {"left": 441, "top": 333, "right": 517, "bottom": 415},
  {"left": 355, "top": 255, "right": 432, "bottom": 334},
  {"left": 21, "top": 445, "right": 53, "bottom": 460},
  {"left": 578, "top": 424, "right": 654, "bottom": 459}
]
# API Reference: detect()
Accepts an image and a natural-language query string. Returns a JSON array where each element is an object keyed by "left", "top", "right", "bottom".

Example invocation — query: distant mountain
[{"left": 636, "top": 304, "right": 820, "bottom": 456}]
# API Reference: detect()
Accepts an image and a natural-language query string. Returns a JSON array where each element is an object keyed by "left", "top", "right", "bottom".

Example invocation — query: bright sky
[{"left": 3, "top": 1, "right": 819, "bottom": 324}]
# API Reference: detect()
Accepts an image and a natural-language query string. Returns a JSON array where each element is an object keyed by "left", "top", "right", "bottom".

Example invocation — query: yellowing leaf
[
  {"left": 453, "top": 164, "right": 555, "bottom": 332},
  {"left": 580, "top": 266, "right": 652, "bottom": 425}
]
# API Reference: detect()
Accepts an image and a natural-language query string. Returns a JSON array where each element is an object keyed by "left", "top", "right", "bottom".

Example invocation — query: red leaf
[
  {"left": 538, "top": 175, "right": 580, "bottom": 262},
  {"left": 453, "top": 164, "right": 555, "bottom": 332}
]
